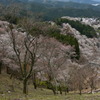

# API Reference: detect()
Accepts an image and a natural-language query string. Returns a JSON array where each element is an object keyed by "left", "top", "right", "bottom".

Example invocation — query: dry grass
[{"left": 0, "top": 73, "right": 100, "bottom": 100}]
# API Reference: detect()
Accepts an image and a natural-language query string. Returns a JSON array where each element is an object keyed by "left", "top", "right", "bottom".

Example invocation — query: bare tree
[
  {"left": 0, "top": 58, "right": 2, "bottom": 74},
  {"left": 61, "top": 71, "right": 70, "bottom": 95},
  {"left": 8, "top": 23, "right": 41, "bottom": 94},
  {"left": 83, "top": 65, "right": 98, "bottom": 94},
  {"left": 69, "top": 65, "right": 86, "bottom": 95},
  {"left": 39, "top": 38, "right": 74, "bottom": 95},
  {"left": 0, "top": 31, "right": 7, "bottom": 74}
]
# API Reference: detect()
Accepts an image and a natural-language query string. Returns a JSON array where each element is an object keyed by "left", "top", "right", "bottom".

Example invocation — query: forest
[
  {"left": 55, "top": 18, "right": 97, "bottom": 38},
  {"left": 0, "top": 0, "right": 100, "bottom": 100}
]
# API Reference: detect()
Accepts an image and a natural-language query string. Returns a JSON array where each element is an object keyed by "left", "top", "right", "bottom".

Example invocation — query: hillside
[
  {"left": 0, "top": 73, "right": 100, "bottom": 100},
  {"left": 0, "top": 0, "right": 100, "bottom": 99},
  {"left": 0, "top": 16, "right": 100, "bottom": 97}
]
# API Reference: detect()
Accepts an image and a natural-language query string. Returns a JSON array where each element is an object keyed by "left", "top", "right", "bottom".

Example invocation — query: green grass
[{"left": 0, "top": 73, "right": 100, "bottom": 100}]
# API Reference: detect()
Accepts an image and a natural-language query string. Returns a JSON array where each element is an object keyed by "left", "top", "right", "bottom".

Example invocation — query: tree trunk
[
  {"left": 59, "top": 86, "right": 62, "bottom": 95},
  {"left": 79, "top": 84, "right": 82, "bottom": 95},
  {"left": 0, "top": 61, "right": 2, "bottom": 74},
  {"left": 67, "top": 87, "right": 69, "bottom": 93},
  {"left": 65, "top": 87, "right": 69, "bottom": 95},
  {"left": 6, "top": 67, "right": 9, "bottom": 74},
  {"left": 90, "top": 87, "right": 93, "bottom": 94},
  {"left": 65, "top": 91, "right": 66, "bottom": 95},
  {"left": 79, "top": 89, "right": 82, "bottom": 95},
  {"left": 33, "top": 82, "right": 37, "bottom": 89},
  {"left": 32, "top": 73, "right": 37, "bottom": 89},
  {"left": 23, "top": 79, "right": 28, "bottom": 94},
  {"left": 52, "top": 88, "right": 56, "bottom": 95},
  {"left": 51, "top": 83, "right": 56, "bottom": 95},
  {"left": 0, "top": 65, "right": 1, "bottom": 74},
  {"left": 90, "top": 81, "right": 94, "bottom": 94},
  {"left": 90, "top": 84, "right": 93, "bottom": 94}
]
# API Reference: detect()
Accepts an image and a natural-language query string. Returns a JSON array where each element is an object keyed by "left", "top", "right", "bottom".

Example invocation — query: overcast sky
[
  {"left": 58, "top": 0, "right": 100, "bottom": 1},
  {"left": 93, "top": 0, "right": 100, "bottom": 1}
]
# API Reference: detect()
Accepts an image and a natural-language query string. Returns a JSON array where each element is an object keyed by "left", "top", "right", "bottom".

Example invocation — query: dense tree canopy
[{"left": 55, "top": 18, "right": 97, "bottom": 38}]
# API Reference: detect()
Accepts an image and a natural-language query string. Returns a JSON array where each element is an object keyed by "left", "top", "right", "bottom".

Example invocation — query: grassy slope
[{"left": 0, "top": 73, "right": 100, "bottom": 100}]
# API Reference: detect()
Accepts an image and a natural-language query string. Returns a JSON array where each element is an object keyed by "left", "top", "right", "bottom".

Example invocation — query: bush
[{"left": 39, "top": 81, "right": 48, "bottom": 88}]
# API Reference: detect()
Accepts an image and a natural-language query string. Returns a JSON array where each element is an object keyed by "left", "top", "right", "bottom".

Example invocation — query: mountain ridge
[
  {"left": 28, "top": 0, "right": 100, "bottom": 4},
  {"left": 0, "top": 0, "right": 100, "bottom": 21}
]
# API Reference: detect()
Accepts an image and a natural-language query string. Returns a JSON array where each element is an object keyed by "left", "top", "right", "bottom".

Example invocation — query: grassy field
[{"left": 0, "top": 73, "right": 100, "bottom": 100}]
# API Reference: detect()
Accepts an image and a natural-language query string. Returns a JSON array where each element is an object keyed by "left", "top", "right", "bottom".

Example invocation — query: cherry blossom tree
[
  {"left": 8, "top": 23, "right": 43, "bottom": 94},
  {"left": 38, "top": 37, "right": 75, "bottom": 95}
]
